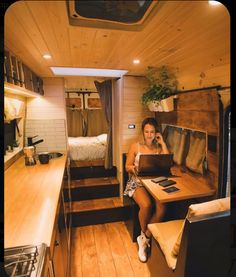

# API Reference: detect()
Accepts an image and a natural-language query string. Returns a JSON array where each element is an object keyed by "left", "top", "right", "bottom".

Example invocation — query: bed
[{"left": 68, "top": 133, "right": 107, "bottom": 167}]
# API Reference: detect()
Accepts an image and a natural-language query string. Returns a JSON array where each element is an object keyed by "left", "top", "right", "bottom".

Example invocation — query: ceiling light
[
  {"left": 43, "top": 54, "right": 52, "bottom": 59},
  {"left": 208, "top": 1, "right": 222, "bottom": 5},
  {"left": 50, "top": 67, "right": 128, "bottom": 77},
  {"left": 133, "top": 59, "right": 140, "bottom": 64}
]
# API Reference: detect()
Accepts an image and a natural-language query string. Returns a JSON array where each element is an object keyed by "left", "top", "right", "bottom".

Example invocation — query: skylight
[
  {"left": 67, "top": 0, "right": 159, "bottom": 31},
  {"left": 50, "top": 67, "right": 128, "bottom": 77}
]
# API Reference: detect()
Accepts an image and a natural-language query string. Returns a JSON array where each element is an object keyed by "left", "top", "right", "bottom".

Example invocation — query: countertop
[{"left": 4, "top": 153, "right": 67, "bottom": 248}]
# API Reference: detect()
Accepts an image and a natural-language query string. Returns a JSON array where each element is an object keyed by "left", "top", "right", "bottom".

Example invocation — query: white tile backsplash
[{"left": 25, "top": 119, "right": 67, "bottom": 152}]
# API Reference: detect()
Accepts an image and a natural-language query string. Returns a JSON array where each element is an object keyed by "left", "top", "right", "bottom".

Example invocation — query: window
[{"left": 67, "top": 0, "right": 159, "bottom": 31}]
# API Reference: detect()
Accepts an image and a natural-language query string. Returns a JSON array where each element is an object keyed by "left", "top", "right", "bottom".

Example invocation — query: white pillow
[{"left": 97, "top": 133, "right": 107, "bottom": 144}]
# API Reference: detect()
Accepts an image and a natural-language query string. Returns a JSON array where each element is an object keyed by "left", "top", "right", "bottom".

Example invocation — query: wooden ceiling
[{"left": 4, "top": 1, "right": 230, "bottom": 89}]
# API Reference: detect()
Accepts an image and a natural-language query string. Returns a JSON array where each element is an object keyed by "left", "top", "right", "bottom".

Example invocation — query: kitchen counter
[{"left": 4, "top": 153, "right": 67, "bottom": 248}]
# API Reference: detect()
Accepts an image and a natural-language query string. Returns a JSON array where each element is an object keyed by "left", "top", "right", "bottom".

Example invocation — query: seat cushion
[
  {"left": 148, "top": 219, "right": 184, "bottom": 270},
  {"left": 171, "top": 197, "right": 230, "bottom": 256}
]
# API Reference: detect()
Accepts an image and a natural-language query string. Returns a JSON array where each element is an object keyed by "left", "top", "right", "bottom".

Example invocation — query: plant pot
[
  {"left": 160, "top": 96, "right": 174, "bottom": 112},
  {"left": 148, "top": 96, "right": 174, "bottom": 112},
  {"left": 148, "top": 101, "right": 163, "bottom": 112}
]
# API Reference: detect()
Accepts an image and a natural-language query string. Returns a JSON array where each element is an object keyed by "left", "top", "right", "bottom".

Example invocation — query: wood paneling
[
  {"left": 4, "top": 1, "right": 230, "bottom": 91},
  {"left": 122, "top": 76, "right": 153, "bottom": 153},
  {"left": 26, "top": 77, "right": 66, "bottom": 120},
  {"left": 156, "top": 89, "right": 220, "bottom": 192},
  {"left": 177, "top": 90, "right": 219, "bottom": 111},
  {"left": 176, "top": 111, "right": 218, "bottom": 135}
]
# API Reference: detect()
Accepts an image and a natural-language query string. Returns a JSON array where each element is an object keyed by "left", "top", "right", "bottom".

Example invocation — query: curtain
[
  {"left": 87, "top": 109, "right": 108, "bottom": 136},
  {"left": 94, "top": 79, "right": 113, "bottom": 169},
  {"left": 185, "top": 131, "right": 206, "bottom": 174},
  {"left": 67, "top": 109, "right": 108, "bottom": 137},
  {"left": 66, "top": 109, "right": 84, "bottom": 137},
  {"left": 163, "top": 126, "right": 189, "bottom": 165}
]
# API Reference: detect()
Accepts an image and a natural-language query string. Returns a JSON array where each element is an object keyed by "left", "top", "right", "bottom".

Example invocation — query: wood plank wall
[
  {"left": 115, "top": 76, "right": 153, "bottom": 197},
  {"left": 121, "top": 76, "right": 153, "bottom": 153},
  {"left": 155, "top": 89, "right": 221, "bottom": 193}
]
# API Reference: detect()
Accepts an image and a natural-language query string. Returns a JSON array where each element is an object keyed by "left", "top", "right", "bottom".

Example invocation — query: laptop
[{"left": 137, "top": 153, "right": 174, "bottom": 176}]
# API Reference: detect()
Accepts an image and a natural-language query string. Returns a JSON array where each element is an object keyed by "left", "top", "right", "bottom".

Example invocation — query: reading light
[
  {"left": 50, "top": 67, "right": 128, "bottom": 77},
  {"left": 208, "top": 1, "right": 222, "bottom": 5}
]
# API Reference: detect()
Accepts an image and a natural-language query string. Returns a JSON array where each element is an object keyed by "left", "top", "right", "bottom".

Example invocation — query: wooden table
[{"left": 139, "top": 168, "right": 216, "bottom": 203}]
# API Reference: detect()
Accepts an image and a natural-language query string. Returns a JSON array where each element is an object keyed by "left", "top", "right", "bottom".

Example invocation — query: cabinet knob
[{"left": 55, "top": 240, "right": 59, "bottom": 246}]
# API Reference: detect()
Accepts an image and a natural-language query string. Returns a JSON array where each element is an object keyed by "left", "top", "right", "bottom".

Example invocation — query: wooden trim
[
  {"left": 70, "top": 159, "right": 105, "bottom": 167},
  {"left": 176, "top": 85, "right": 221, "bottom": 94}
]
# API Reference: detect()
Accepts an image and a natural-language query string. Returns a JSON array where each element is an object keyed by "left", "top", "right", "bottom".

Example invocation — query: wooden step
[
  {"left": 70, "top": 166, "right": 117, "bottom": 180},
  {"left": 67, "top": 177, "right": 119, "bottom": 201},
  {"left": 71, "top": 197, "right": 123, "bottom": 212},
  {"left": 71, "top": 177, "right": 119, "bottom": 188},
  {"left": 70, "top": 197, "right": 131, "bottom": 227}
]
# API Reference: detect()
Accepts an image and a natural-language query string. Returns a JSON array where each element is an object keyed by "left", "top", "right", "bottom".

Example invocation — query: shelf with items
[
  {"left": 4, "top": 49, "right": 44, "bottom": 96},
  {"left": 4, "top": 82, "right": 41, "bottom": 98}
]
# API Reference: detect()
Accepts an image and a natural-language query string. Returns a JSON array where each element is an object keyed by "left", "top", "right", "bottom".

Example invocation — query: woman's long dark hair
[{"left": 141, "top": 117, "right": 159, "bottom": 133}]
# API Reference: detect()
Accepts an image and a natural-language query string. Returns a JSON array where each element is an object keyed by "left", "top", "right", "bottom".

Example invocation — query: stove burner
[{"left": 4, "top": 244, "right": 46, "bottom": 277}]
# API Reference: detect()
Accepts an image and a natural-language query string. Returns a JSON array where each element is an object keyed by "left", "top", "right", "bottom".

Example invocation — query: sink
[{"left": 48, "top": 152, "right": 63, "bottom": 159}]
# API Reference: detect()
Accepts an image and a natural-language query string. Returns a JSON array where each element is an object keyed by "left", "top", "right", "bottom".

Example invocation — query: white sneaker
[{"left": 137, "top": 232, "right": 150, "bottom": 262}]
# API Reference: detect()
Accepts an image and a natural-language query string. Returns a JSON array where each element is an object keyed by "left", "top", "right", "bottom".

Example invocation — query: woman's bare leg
[
  {"left": 145, "top": 201, "right": 166, "bottom": 237},
  {"left": 133, "top": 187, "right": 153, "bottom": 235}
]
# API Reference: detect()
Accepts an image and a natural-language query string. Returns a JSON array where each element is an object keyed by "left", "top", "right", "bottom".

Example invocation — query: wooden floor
[{"left": 70, "top": 221, "right": 151, "bottom": 277}]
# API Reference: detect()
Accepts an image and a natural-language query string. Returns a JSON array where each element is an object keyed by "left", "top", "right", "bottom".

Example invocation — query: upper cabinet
[{"left": 4, "top": 50, "right": 44, "bottom": 97}]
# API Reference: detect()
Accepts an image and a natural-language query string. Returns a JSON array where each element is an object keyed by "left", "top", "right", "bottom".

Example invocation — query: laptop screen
[{"left": 137, "top": 153, "right": 174, "bottom": 176}]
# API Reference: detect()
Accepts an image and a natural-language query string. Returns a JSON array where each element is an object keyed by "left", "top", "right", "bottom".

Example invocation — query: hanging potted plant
[{"left": 141, "top": 65, "right": 178, "bottom": 112}]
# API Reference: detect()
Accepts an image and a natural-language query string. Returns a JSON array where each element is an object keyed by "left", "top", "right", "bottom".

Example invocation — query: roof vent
[{"left": 67, "top": 0, "right": 159, "bottom": 31}]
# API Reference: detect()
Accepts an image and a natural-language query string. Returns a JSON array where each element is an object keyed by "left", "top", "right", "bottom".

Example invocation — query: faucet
[{"left": 27, "top": 135, "right": 44, "bottom": 147}]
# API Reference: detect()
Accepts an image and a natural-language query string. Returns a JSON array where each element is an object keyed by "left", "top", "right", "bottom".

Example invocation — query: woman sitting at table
[{"left": 124, "top": 117, "right": 169, "bottom": 262}]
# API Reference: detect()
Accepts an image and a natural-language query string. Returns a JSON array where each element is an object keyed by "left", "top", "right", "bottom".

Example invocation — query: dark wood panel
[
  {"left": 70, "top": 184, "right": 119, "bottom": 201},
  {"left": 177, "top": 110, "right": 219, "bottom": 134},
  {"left": 156, "top": 111, "right": 177, "bottom": 130},
  {"left": 71, "top": 207, "right": 130, "bottom": 227},
  {"left": 177, "top": 90, "right": 220, "bottom": 112},
  {"left": 207, "top": 152, "right": 219, "bottom": 183},
  {"left": 70, "top": 166, "right": 117, "bottom": 180}
]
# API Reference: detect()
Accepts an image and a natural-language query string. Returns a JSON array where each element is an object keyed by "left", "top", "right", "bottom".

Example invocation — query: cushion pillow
[
  {"left": 148, "top": 219, "right": 184, "bottom": 269},
  {"left": 96, "top": 133, "right": 107, "bottom": 144},
  {"left": 172, "top": 197, "right": 230, "bottom": 256}
]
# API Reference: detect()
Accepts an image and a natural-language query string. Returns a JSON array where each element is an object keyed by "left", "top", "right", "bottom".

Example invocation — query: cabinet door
[
  {"left": 10, "top": 55, "right": 20, "bottom": 86},
  {"left": 22, "top": 64, "right": 33, "bottom": 91},
  {"left": 42, "top": 250, "right": 54, "bottom": 277},
  {"left": 4, "top": 50, "right": 13, "bottom": 83},
  {"left": 31, "top": 72, "right": 38, "bottom": 93},
  {"left": 17, "top": 60, "right": 25, "bottom": 87},
  {"left": 38, "top": 77, "right": 44, "bottom": 95}
]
